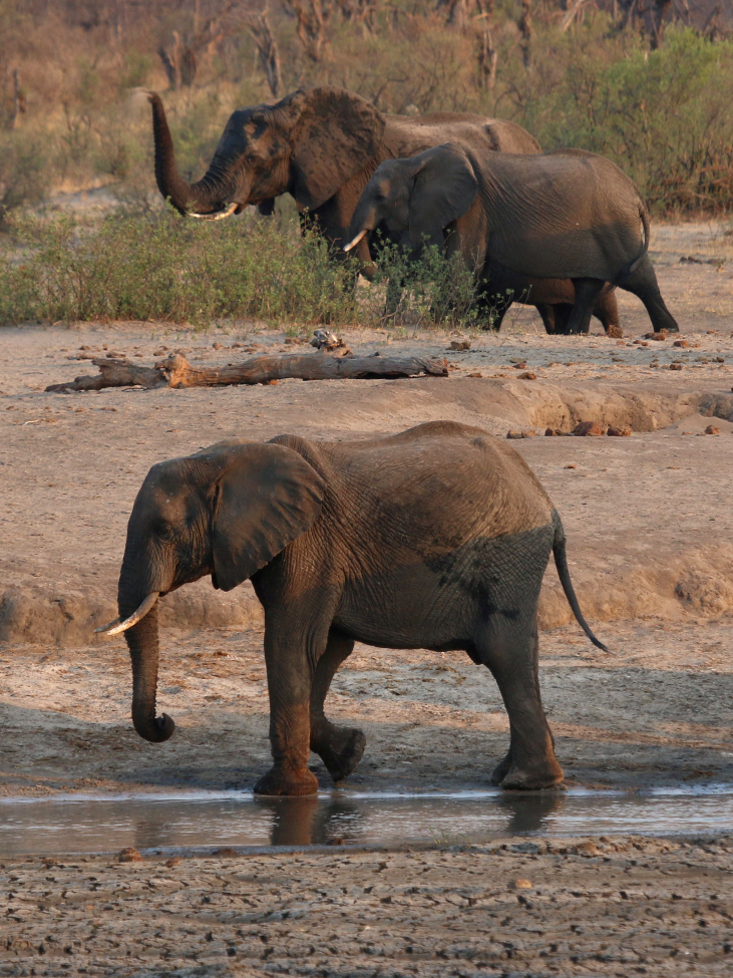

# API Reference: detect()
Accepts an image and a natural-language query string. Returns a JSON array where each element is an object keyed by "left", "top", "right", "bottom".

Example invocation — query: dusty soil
[
  {"left": 3, "top": 836, "right": 733, "bottom": 977},
  {"left": 2, "top": 221, "right": 733, "bottom": 975}
]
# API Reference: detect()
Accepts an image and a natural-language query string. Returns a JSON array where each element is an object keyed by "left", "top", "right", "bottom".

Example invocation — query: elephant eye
[{"left": 153, "top": 519, "right": 173, "bottom": 539}]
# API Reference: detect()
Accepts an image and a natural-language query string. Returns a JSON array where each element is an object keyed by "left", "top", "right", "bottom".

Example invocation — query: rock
[
  {"left": 573, "top": 841, "right": 601, "bottom": 856},
  {"left": 165, "top": 857, "right": 181, "bottom": 867},
  {"left": 644, "top": 331, "right": 667, "bottom": 341},
  {"left": 704, "top": 425, "right": 720, "bottom": 435},
  {"left": 634, "top": 340, "right": 649, "bottom": 347},
  {"left": 449, "top": 338, "right": 471, "bottom": 351},
  {"left": 572, "top": 420, "right": 605, "bottom": 436},
  {"left": 518, "top": 371, "right": 536, "bottom": 380},
  {"left": 668, "top": 363, "right": 683, "bottom": 370},
  {"left": 508, "top": 879, "right": 533, "bottom": 890},
  {"left": 467, "top": 371, "right": 483, "bottom": 378},
  {"left": 673, "top": 339, "right": 689, "bottom": 348},
  {"left": 117, "top": 847, "right": 143, "bottom": 863},
  {"left": 607, "top": 325, "right": 624, "bottom": 338},
  {"left": 607, "top": 425, "right": 631, "bottom": 437},
  {"left": 211, "top": 847, "right": 239, "bottom": 858},
  {"left": 507, "top": 430, "right": 535, "bottom": 439}
]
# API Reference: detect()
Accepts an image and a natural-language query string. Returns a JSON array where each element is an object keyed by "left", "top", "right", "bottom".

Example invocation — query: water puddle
[{"left": 1, "top": 787, "right": 731, "bottom": 856}]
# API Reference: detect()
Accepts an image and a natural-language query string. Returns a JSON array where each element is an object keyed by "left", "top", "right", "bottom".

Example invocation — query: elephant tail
[{"left": 551, "top": 510, "right": 608, "bottom": 653}]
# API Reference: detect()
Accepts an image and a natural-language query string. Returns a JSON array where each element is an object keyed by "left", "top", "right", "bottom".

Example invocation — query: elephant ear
[
  {"left": 407, "top": 143, "right": 478, "bottom": 248},
  {"left": 288, "top": 87, "right": 386, "bottom": 211},
  {"left": 208, "top": 443, "right": 325, "bottom": 592}
]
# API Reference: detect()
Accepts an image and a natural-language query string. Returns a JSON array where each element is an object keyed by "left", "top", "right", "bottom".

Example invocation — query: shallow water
[{"left": 1, "top": 786, "right": 732, "bottom": 856}]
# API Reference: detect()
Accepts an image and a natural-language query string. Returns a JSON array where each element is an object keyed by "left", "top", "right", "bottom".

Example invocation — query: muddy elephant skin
[
  {"left": 105, "top": 421, "right": 606, "bottom": 797},
  {"left": 347, "top": 143, "right": 678, "bottom": 335}
]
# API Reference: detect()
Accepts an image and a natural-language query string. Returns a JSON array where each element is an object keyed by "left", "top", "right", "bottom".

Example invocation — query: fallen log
[{"left": 46, "top": 351, "right": 448, "bottom": 393}]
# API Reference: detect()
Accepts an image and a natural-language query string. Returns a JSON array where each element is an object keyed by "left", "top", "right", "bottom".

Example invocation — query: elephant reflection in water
[
  {"left": 498, "top": 790, "right": 565, "bottom": 835},
  {"left": 258, "top": 795, "right": 363, "bottom": 847}
]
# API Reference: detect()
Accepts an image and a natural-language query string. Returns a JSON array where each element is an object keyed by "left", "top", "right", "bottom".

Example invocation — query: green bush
[
  {"left": 0, "top": 210, "right": 359, "bottom": 327},
  {"left": 365, "top": 237, "right": 486, "bottom": 329},
  {"left": 0, "top": 208, "right": 493, "bottom": 329},
  {"left": 507, "top": 25, "right": 733, "bottom": 212}
]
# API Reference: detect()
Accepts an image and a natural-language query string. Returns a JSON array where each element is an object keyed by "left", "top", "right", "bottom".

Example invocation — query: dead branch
[
  {"left": 282, "top": 0, "right": 329, "bottom": 61},
  {"left": 9, "top": 69, "right": 25, "bottom": 131},
  {"left": 559, "top": 0, "right": 589, "bottom": 31},
  {"left": 519, "top": 0, "right": 533, "bottom": 70},
  {"left": 243, "top": 11, "right": 282, "bottom": 97},
  {"left": 46, "top": 351, "right": 449, "bottom": 393}
]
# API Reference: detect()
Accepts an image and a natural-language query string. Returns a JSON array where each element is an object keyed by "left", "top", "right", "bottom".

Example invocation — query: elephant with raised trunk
[
  {"left": 150, "top": 84, "right": 618, "bottom": 331},
  {"left": 98, "top": 421, "right": 606, "bottom": 796},
  {"left": 346, "top": 143, "right": 678, "bottom": 335},
  {"left": 149, "top": 86, "right": 539, "bottom": 266}
]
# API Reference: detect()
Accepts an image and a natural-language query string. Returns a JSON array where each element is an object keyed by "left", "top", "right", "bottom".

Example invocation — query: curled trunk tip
[{"left": 134, "top": 712, "right": 176, "bottom": 743}]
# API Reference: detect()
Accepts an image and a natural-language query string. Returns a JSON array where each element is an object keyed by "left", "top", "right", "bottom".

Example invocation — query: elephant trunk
[
  {"left": 124, "top": 603, "right": 175, "bottom": 743},
  {"left": 346, "top": 200, "right": 378, "bottom": 251},
  {"left": 149, "top": 92, "right": 241, "bottom": 218},
  {"left": 118, "top": 557, "right": 175, "bottom": 743}
]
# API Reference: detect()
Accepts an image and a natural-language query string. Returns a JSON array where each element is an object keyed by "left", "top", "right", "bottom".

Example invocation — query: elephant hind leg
[
  {"left": 475, "top": 614, "right": 563, "bottom": 790},
  {"left": 618, "top": 253, "right": 679, "bottom": 333},
  {"left": 593, "top": 288, "right": 620, "bottom": 333},
  {"left": 564, "top": 278, "right": 606, "bottom": 334},
  {"left": 310, "top": 628, "right": 366, "bottom": 783}
]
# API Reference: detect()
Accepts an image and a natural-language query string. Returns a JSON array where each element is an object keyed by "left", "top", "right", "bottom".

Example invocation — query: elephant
[
  {"left": 150, "top": 84, "right": 617, "bottom": 330},
  {"left": 149, "top": 85, "right": 540, "bottom": 273},
  {"left": 346, "top": 142, "right": 678, "bottom": 335},
  {"left": 97, "top": 421, "right": 606, "bottom": 796},
  {"left": 479, "top": 266, "right": 620, "bottom": 334}
]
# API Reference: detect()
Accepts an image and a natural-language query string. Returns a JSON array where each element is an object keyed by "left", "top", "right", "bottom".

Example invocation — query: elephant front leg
[
  {"left": 309, "top": 629, "right": 366, "bottom": 783},
  {"left": 254, "top": 625, "right": 321, "bottom": 797}
]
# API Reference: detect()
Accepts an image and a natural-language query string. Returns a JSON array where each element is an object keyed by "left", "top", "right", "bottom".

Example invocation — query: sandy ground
[
  {"left": 2, "top": 221, "right": 733, "bottom": 975},
  {"left": 2, "top": 837, "right": 733, "bottom": 976}
]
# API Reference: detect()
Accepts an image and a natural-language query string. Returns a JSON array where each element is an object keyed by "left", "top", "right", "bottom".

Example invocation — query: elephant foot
[
  {"left": 312, "top": 724, "right": 366, "bottom": 783},
  {"left": 499, "top": 758, "right": 564, "bottom": 791},
  {"left": 490, "top": 750, "right": 512, "bottom": 786},
  {"left": 253, "top": 765, "right": 319, "bottom": 797}
]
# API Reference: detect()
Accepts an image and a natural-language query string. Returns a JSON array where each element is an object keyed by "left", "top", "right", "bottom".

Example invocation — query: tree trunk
[{"left": 46, "top": 351, "right": 449, "bottom": 393}]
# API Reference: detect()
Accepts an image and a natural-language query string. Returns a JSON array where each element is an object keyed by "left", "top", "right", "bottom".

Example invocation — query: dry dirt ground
[
  {"left": 2, "top": 221, "right": 733, "bottom": 975},
  {"left": 3, "top": 836, "right": 733, "bottom": 978}
]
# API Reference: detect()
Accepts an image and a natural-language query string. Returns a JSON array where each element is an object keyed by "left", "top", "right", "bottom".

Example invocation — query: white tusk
[
  {"left": 189, "top": 202, "right": 238, "bottom": 221},
  {"left": 95, "top": 593, "right": 159, "bottom": 636},
  {"left": 343, "top": 228, "right": 368, "bottom": 253}
]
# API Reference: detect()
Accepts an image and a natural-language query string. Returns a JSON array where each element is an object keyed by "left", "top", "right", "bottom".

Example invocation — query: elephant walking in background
[
  {"left": 148, "top": 85, "right": 617, "bottom": 330},
  {"left": 346, "top": 143, "right": 678, "bottom": 335},
  {"left": 98, "top": 421, "right": 606, "bottom": 796}
]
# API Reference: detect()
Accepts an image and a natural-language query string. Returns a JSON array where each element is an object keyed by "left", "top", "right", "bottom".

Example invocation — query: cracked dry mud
[
  {"left": 2, "top": 838, "right": 733, "bottom": 977},
  {"left": 2, "top": 220, "right": 733, "bottom": 975}
]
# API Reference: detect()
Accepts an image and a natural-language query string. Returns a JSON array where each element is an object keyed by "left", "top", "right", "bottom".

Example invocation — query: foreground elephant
[
  {"left": 346, "top": 143, "right": 678, "bottom": 335},
  {"left": 99, "top": 421, "right": 606, "bottom": 796}
]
